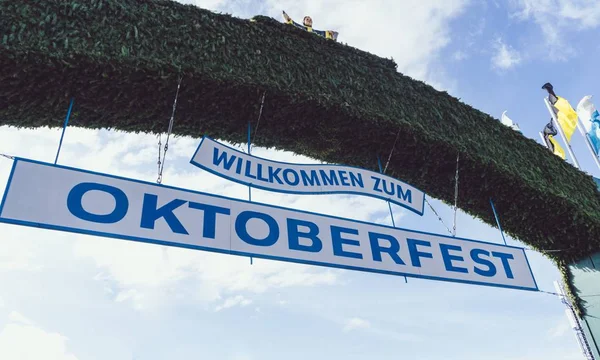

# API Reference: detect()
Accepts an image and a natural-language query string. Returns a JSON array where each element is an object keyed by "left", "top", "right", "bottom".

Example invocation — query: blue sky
[{"left": 1, "top": 1, "right": 600, "bottom": 359}]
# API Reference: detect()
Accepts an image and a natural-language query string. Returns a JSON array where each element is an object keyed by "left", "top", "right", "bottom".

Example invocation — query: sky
[{"left": 1, "top": 0, "right": 600, "bottom": 359}]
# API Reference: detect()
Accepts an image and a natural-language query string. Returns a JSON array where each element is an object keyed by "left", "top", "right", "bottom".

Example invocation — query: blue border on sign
[
  {"left": 0, "top": 157, "right": 538, "bottom": 291},
  {"left": 0, "top": 158, "right": 18, "bottom": 218},
  {"left": 189, "top": 136, "right": 427, "bottom": 216}
]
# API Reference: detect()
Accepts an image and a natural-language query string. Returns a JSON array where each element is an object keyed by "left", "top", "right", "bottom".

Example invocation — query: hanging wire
[
  {"left": 247, "top": 91, "right": 266, "bottom": 267},
  {"left": 524, "top": 248, "right": 566, "bottom": 253},
  {"left": 452, "top": 153, "right": 459, "bottom": 236},
  {"left": 425, "top": 198, "right": 453, "bottom": 236},
  {"left": 250, "top": 91, "right": 266, "bottom": 147},
  {"left": 0, "top": 153, "right": 15, "bottom": 160},
  {"left": 380, "top": 127, "right": 453, "bottom": 237},
  {"left": 539, "top": 289, "right": 561, "bottom": 297},
  {"left": 157, "top": 75, "right": 183, "bottom": 184},
  {"left": 383, "top": 128, "right": 401, "bottom": 174}
]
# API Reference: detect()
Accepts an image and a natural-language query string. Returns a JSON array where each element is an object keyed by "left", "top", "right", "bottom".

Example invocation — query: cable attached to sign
[
  {"left": 54, "top": 98, "right": 75, "bottom": 165},
  {"left": 377, "top": 156, "right": 396, "bottom": 228},
  {"left": 246, "top": 91, "right": 266, "bottom": 266},
  {"left": 251, "top": 91, "right": 266, "bottom": 148},
  {"left": 489, "top": 198, "right": 507, "bottom": 246},
  {"left": 425, "top": 199, "right": 453, "bottom": 236},
  {"left": 0, "top": 153, "right": 15, "bottom": 160},
  {"left": 157, "top": 75, "right": 183, "bottom": 184},
  {"left": 383, "top": 128, "right": 401, "bottom": 174},
  {"left": 452, "top": 153, "right": 459, "bottom": 237},
  {"left": 376, "top": 155, "right": 406, "bottom": 283}
]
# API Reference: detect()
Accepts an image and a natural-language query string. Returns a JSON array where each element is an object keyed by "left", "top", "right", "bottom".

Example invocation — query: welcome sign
[
  {"left": 190, "top": 136, "right": 426, "bottom": 215},
  {"left": 0, "top": 158, "right": 537, "bottom": 291}
]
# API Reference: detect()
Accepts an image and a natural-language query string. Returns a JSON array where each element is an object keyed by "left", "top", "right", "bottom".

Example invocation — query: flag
[
  {"left": 577, "top": 95, "right": 600, "bottom": 155},
  {"left": 548, "top": 135, "right": 566, "bottom": 159},
  {"left": 501, "top": 111, "right": 521, "bottom": 132},
  {"left": 553, "top": 96, "right": 578, "bottom": 142},
  {"left": 542, "top": 121, "right": 566, "bottom": 159}
]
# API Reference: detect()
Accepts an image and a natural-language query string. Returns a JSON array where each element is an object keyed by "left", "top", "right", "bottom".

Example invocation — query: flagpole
[
  {"left": 538, "top": 132, "right": 548, "bottom": 148},
  {"left": 544, "top": 98, "right": 580, "bottom": 169},
  {"left": 575, "top": 117, "right": 600, "bottom": 171}
]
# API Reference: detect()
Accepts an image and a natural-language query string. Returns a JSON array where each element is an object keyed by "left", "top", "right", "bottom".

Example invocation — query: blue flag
[{"left": 577, "top": 96, "right": 600, "bottom": 155}]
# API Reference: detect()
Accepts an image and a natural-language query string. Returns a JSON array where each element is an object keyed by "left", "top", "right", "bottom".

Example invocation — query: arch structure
[{"left": 1, "top": 0, "right": 600, "bottom": 325}]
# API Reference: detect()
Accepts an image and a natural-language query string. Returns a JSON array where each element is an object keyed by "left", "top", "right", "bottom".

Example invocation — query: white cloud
[
  {"left": 548, "top": 319, "right": 570, "bottom": 338},
  {"left": 510, "top": 0, "right": 600, "bottom": 60},
  {"left": 491, "top": 38, "right": 522, "bottom": 70},
  {"left": 0, "top": 312, "right": 78, "bottom": 360},
  {"left": 178, "top": 0, "right": 469, "bottom": 87},
  {"left": 8, "top": 311, "right": 36, "bottom": 326},
  {"left": 0, "top": 226, "right": 48, "bottom": 272},
  {"left": 268, "top": 0, "right": 470, "bottom": 83},
  {"left": 342, "top": 317, "right": 371, "bottom": 332},
  {"left": 452, "top": 50, "right": 468, "bottom": 61},
  {"left": 215, "top": 295, "right": 253, "bottom": 311}
]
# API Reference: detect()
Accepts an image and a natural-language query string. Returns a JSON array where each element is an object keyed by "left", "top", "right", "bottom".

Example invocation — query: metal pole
[
  {"left": 554, "top": 281, "right": 596, "bottom": 360},
  {"left": 489, "top": 198, "right": 507, "bottom": 246},
  {"left": 54, "top": 98, "right": 75, "bottom": 165},
  {"left": 377, "top": 156, "right": 396, "bottom": 228},
  {"left": 539, "top": 132, "right": 548, "bottom": 148},
  {"left": 377, "top": 156, "right": 406, "bottom": 283},
  {"left": 247, "top": 122, "right": 253, "bottom": 266},
  {"left": 544, "top": 98, "right": 580, "bottom": 169}
]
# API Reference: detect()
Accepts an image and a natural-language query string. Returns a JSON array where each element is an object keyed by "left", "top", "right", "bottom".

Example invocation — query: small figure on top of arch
[{"left": 282, "top": 11, "right": 339, "bottom": 41}]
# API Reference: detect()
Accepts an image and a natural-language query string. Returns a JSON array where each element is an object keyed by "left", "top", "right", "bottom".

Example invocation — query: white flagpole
[
  {"left": 544, "top": 98, "right": 580, "bottom": 169},
  {"left": 539, "top": 132, "right": 548, "bottom": 148}
]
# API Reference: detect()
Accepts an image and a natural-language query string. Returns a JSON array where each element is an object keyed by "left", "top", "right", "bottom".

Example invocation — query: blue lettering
[
  {"left": 212, "top": 148, "right": 236, "bottom": 170},
  {"left": 320, "top": 170, "right": 339, "bottom": 186},
  {"left": 188, "top": 202, "right": 231, "bottom": 239},
  {"left": 440, "top": 243, "right": 468, "bottom": 273},
  {"left": 492, "top": 251, "right": 515, "bottom": 279},
  {"left": 235, "top": 157, "right": 243, "bottom": 174},
  {"left": 470, "top": 249, "right": 497, "bottom": 277},
  {"left": 371, "top": 176, "right": 382, "bottom": 193},
  {"left": 382, "top": 179, "right": 394, "bottom": 196},
  {"left": 287, "top": 218, "right": 322, "bottom": 252},
  {"left": 338, "top": 170, "right": 350, "bottom": 186},
  {"left": 256, "top": 163, "right": 269, "bottom": 182},
  {"left": 235, "top": 211, "right": 279, "bottom": 246},
  {"left": 67, "top": 182, "right": 128, "bottom": 224},
  {"left": 283, "top": 169, "right": 299, "bottom": 186},
  {"left": 368, "top": 232, "right": 405, "bottom": 264},
  {"left": 397, "top": 185, "right": 412, "bottom": 203},
  {"left": 349, "top": 172, "right": 364, "bottom": 188},
  {"left": 140, "top": 194, "right": 188, "bottom": 234},
  {"left": 300, "top": 170, "right": 321, "bottom": 187},
  {"left": 244, "top": 160, "right": 256, "bottom": 180},
  {"left": 268, "top": 167, "right": 283, "bottom": 184},
  {"left": 331, "top": 226, "right": 362, "bottom": 259},
  {"left": 407, "top": 239, "right": 433, "bottom": 267}
]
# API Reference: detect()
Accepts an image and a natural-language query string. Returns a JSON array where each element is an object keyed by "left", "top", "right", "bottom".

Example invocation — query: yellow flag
[
  {"left": 554, "top": 96, "right": 578, "bottom": 142},
  {"left": 548, "top": 135, "right": 566, "bottom": 159}
]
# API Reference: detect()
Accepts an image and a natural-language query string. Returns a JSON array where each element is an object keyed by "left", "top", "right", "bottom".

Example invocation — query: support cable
[
  {"left": 250, "top": 91, "right": 267, "bottom": 148},
  {"left": 452, "top": 153, "right": 459, "bottom": 236},
  {"left": 157, "top": 75, "right": 183, "bottom": 184},
  {"left": 425, "top": 199, "right": 453, "bottom": 236},
  {"left": 383, "top": 128, "right": 401, "bottom": 174}
]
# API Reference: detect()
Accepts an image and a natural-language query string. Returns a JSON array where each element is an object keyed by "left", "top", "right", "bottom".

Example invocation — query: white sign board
[
  {"left": 190, "top": 136, "right": 426, "bottom": 215},
  {"left": 0, "top": 158, "right": 538, "bottom": 291}
]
